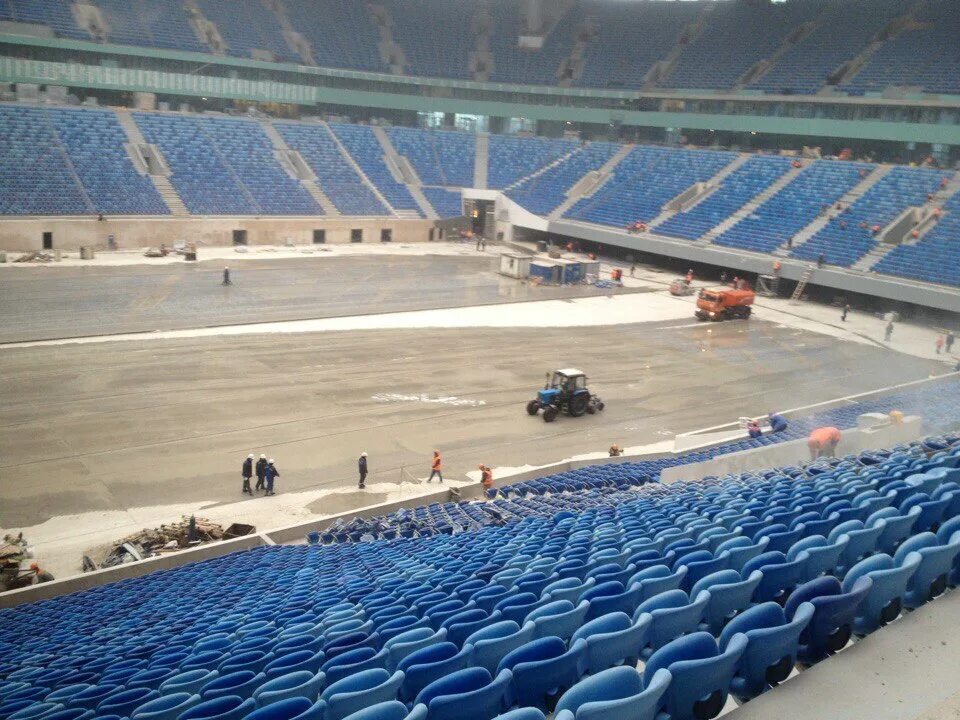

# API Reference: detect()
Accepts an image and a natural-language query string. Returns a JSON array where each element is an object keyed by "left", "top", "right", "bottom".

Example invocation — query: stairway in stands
[
  {"left": 115, "top": 109, "right": 190, "bottom": 217},
  {"left": 262, "top": 120, "right": 340, "bottom": 216},
  {"left": 549, "top": 144, "right": 634, "bottom": 220},
  {"left": 473, "top": 133, "right": 489, "bottom": 189},
  {"left": 370, "top": 126, "right": 438, "bottom": 219},
  {"left": 321, "top": 122, "right": 400, "bottom": 217}
]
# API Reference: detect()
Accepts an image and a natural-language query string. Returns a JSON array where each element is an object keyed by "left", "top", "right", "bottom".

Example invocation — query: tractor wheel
[
  {"left": 743, "top": 307, "right": 752, "bottom": 318},
  {"left": 526, "top": 400, "right": 540, "bottom": 416},
  {"left": 543, "top": 406, "right": 559, "bottom": 423},
  {"left": 596, "top": 401, "right": 605, "bottom": 412},
  {"left": 586, "top": 404, "right": 596, "bottom": 415},
  {"left": 569, "top": 394, "right": 589, "bottom": 417}
]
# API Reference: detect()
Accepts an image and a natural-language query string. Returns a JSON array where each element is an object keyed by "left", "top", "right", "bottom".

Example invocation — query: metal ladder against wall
[{"left": 790, "top": 264, "right": 815, "bottom": 303}]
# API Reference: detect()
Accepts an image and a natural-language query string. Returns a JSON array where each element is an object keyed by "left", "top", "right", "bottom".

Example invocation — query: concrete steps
[
  {"left": 548, "top": 143, "right": 634, "bottom": 220},
  {"left": 736, "top": 10, "right": 827, "bottom": 90},
  {"left": 370, "top": 126, "right": 438, "bottom": 219},
  {"left": 41, "top": 109, "right": 96, "bottom": 214},
  {"left": 261, "top": 121, "right": 339, "bottom": 216},
  {"left": 503, "top": 147, "right": 581, "bottom": 192},
  {"left": 322, "top": 122, "right": 398, "bottom": 217},
  {"left": 835, "top": 0, "right": 924, "bottom": 87},
  {"left": 697, "top": 162, "right": 807, "bottom": 245},
  {"left": 644, "top": 5, "right": 713, "bottom": 90},
  {"left": 474, "top": 133, "right": 489, "bottom": 189}
]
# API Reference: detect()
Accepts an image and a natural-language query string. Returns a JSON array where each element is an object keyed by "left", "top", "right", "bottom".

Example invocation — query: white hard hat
[
  {"left": 248, "top": 454, "right": 254, "bottom": 459},
  {"left": 268, "top": 458, "right": 275, "bottom": 464},
  {"left": 361, "top": 452, "right": 367, "bottom": 457},
  {"left": 260, "top": 454, "right": 266, "bottom": 459}
]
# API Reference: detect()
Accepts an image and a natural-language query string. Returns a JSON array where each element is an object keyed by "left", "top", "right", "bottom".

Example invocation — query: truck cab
[{"left": 695, "top": 287, "right": 755, "bottom": 321}]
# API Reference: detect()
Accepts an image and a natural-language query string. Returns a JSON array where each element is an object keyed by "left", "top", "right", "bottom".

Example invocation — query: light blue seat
[
  {"left": 936, "top": 516, "right": 960, "bottom": 585},
  {"left": 317, "top": 669, "right": 404, "bottom": 720},
  {"left": 894, "top": 531, "right": 960, "bottom": 608},
  {"left": 176, "top": 695, "right": 257, "bottom": 720},
  {"left": 900, "top": 493, "right": 952, "bottom": 533},
  {"left": 742, "top": 551, "right": 806, "bottom": 605},
  {"left": 440, "top": 610, "right": 492, "bottom": 648},
  {"left": 690, "top": 569, "right": 763, "bottom": 634},
  {"left": 131, "top": 694, "right": 201, "bottom": 720},
  {"left": 98, "top": 688, "right": 160, "bottom": 717},
  {"left": 787, "top": 535, "right": 849, "bottom": 581},
  {"left": 321, "top": 648, "right": 387, "bottom": 686},
  {"left": 496, "top": 637, "right": 587, "bottom": 712},
  {"left": 633, "top": 590, "right": 710, "bottom": 660},
  {"left": 463, "top": 621, "right": 536, "bottom": 676},
  {"left": 201, "top": 671, "right": 265, "bottom": 701},
  {"left": 715, "top": 537, "right": 769, "bottom": 572},
  {"left": 842, "top": 553, "right": 921, "bottom": 635},
  {"left": 253, "top": 671, "right": 326, "bottom": 706},
  {"left": 340, "top": 702, "right": 427, "bottom": 720},
  {"left": 525, "top": 600, "right": 590, "bottom": 641},
  {"left": 785, "top": 576, "right": 872, "bottom": 665},
  {"left": 384, "top": 629, "right": 447, "bottom": 673},
  {"left": 264, "top": 651, "right": 325, "bottom": 680},
  {"left": 627, "top": 565, "right": 687, "bottom": 603},
  {"left": 581, "top": 581, "right": 643, "bottom": 621},
  {"left": 241, "top": 697, "right": 324, "bottom": 720},
  {"left": 553, "top": 666, "right": 670, "bottom": 720},
  {"left": 413, "top": 668, "right": 512, "bottom": 720},
  {"left": 644, "top": 632, "right": 746, "bottom": 720},
  {"left": 720, "top": 601, "right": 813, "bottom": 701},
  {"left": 398, "top": 642, "right": 472, "bottom": 704},
  {"left": 868, "top": 506, "right": 921, "bottom": 555},
  {"left": 494, "top": 593, "right": 549, "bottom": 626},
  {"left": 543, "top": 578, "right": 596, "bottom": 605},
  {"left": 570, "top": 611, "right": 650, "bottom": 674}
]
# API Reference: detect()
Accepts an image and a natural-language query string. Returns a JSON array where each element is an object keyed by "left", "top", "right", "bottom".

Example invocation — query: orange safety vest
[
  {"left": 432, "top": 454, "right": 442, "bottom": 471},
  {"left": 481, "top": 469, "right": 493, "bottom": 488},
  {"left": 808, "top": 426, "right": 841, "bottom": 448}
]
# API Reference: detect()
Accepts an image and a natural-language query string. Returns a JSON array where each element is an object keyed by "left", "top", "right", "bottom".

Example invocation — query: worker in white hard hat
[
  {"left": 255, "top": 454, "right": 268, "bottom": 491},
  {"left": 359, "top": 452, "right": 368, "bottom": 489},
  {"left": 242, "top": 454, "right": 254, "bottom": 495},
  {"left": 265, "top": 459, "right": 279, "bottom": 496}
]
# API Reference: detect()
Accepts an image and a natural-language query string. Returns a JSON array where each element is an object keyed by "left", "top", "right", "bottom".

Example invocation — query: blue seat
[
  {"left": 98, "top": 688, "right": 160, "bottom": 717},
  {"left": 398, "top": 643, "right": 472, "bottom": 704},
  {"left": 200, "top": 671, "right": 265, "bottom": 701},
  {"left": 936, "top": 516, "right": 960, "bottom": 586},
  {"left": 690, "top": 569, "right": 763, "bottom": 634},
  {"left": 570, "top": 612, "right": 650, "bottom": 674},
  {"left": 672, "top": 551, "right": 728, "bottom": 592},
  {"left": 253, "top": 671, "right": 326, "bottom": 706},
  {"left": 241, "top": 697, "right": 325, "bottom": 720},
  {"left": 643, "top": 632, "right": 746, "bottom": 720},
  {"left": 633, "top": 590, "right": 710, "bottom": 660},
  {"left": 581, "top": 581, "right": 643, "bottom": 621},
  {"left": 130, "top": 693, "right": 201, "bottom": 720},
  {"left": 742, "top": 551, "right": 806, "bottom": 605},
  {"left": 553, "top": 666, "right": 670, "bottom": 720},
  {"left": 177, "top": 696, "right": 257, "bottom": 720},
  {"left": 317, "top": 669, "right": 404, "bottom": 720},
  {"left": 496, "top": 637, "right": 587, "bottom": 712},
  {"left": 265, "top": 651, "right": 324, "bottom": 679},
  {"left": 543, "top": 578, "right": 596, "bottom": 605},
  {"left": 160, "top": 671, "right": 219, "bottom": 697},
  {"left": 384, "top": 629, "right": 446, "bottom": 673},
  {"left": 627, "top": 565, "right": 687, "bottom": 603},
  {"left": 413, "top": 668, "right": 512, "bottom": 720},
  {"left": 715, "top": 537, "right": 769, "bottom": 572},
  {"left": 900, "top": 493, "right": 952, "bottom": 533},
  {"left": 525, "top": 601, "right": 590, "bottom": 641},
  {"left": 720, "top": 601, "right": 813, "bottom": 701},
  {"left": 490, "top": 710, "right": 544, "bottom": 720},
  {"left": 440, "top": 610, "right": 492, "bottom": 648},
  {"left": 785, "top": 576, "right": 872, "bottom": 665},
  {"left": 829, "top": 520, "right": 883, "bottom": 574},
  {"left": 321, "top": 648, "right": 387, "bottom": 686},
  {"left": 868, "top": 507, "right": 920, "bottom": 555},
  {"left": 339, "top": 702, "right": 426, "bottom": 720},
  {"left": 894, "top": 532, "right": 960, "bottom": 608},
  {"left": 786, "top": 535, "right": 848, "bottom": 581},
  {"left": 464, "top": 621, "right": 536, "bottom": 676},
  {"left": 494, "top": 593, "right": 549, "bottom": 626},
  {"left": 842, "top": 553, "right": 921, "bottom": 635}
]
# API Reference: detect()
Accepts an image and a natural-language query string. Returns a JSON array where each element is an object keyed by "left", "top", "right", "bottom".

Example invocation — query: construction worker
[
  {"left": 685, "top": 269, "right": 694, "bottom": 285},
  {"left": 358, "top": 452, "right": 368, "bottom": 489},
  {"left": 768, "top": 412, "right": 788, "bottom": 433},
  {"left": 242, "top": 454, "right": 254, "bottom": 496},
  {"left": 885, "top": 321, "right": 894, "bottom": 342},
  {"left": 937, "top": 335, "right": 945, "bottom": 355},
  {"left": 808, "top": 426, "right": 841, "bottom": 461},
  {"left": 772, "top": 260, "right": 781, "bottom": 277},
  {"left": 29, "top": 563, "right": 54, "bottom": 583},
  {"left": 747, "top": 421, "right": 762, "bottom": 439},
  {"left": 609, "top": 444, "right": 622, "bottom": 457},
  {"left": 947, "top": 331, "right": 955, "bottom": 353},
  {"left": 222, "top": 266, "right": 231, "bottom": 286},
  {"left": 841, "top": 303, "right": 850, "bottom": 321},
  {"left": 480, "top": 464, "right": 494, "bottom": 495},
  {"left": 264, "top": 459, "right": 279, "bottom": 496},
  {"left": 255, "top": 454, "right": 268, "bottom": 491},
  {"left": 428, "top": 450, "right": 443, "bottom": 483}
]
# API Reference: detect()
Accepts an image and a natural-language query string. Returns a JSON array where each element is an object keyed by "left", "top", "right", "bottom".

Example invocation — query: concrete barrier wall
[{"left": 0, "top": 216, "right": 435, "bottom": 251}]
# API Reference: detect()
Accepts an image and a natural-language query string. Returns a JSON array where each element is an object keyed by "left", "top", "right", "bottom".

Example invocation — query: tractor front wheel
[
  {"left": 526, "top": 400, "right": 540, "bottom": 416},
  {"left": 543, "top": 406, "right": 559, "bottom": 423},
  {"left": 596, "top": 401, "right": 605, "bottom": 412},
  {"left": 569, "top": 394, "right": 589, "bottom": 417}
]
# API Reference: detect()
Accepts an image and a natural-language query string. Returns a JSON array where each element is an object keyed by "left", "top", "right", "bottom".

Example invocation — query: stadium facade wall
[{"left": 0, "top": 217, "right": 435, "bottom": 251}]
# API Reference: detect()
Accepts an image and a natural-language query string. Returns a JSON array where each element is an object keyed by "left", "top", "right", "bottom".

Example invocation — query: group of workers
[
  {"left": 745, "top": 412, "right": 842, "bottom": 460},
  {"left": 241, "top": 454, "right": 280, "bottom": 496}
]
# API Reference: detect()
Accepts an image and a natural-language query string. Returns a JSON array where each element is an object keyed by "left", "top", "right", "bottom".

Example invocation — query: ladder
[{"left": 790, "top": 265, "right": 815, "bottom": 303}]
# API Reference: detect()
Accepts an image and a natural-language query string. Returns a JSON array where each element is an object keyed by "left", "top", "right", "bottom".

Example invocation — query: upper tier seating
[
  {"left": 486, "top": 0, "right": 581, "bottom": 86},
  {"left": 713, "top": 161, "right": 869, "bottom": 254},
  {"left": 873, "top": 189, "right": 960, "bottom": 286},
  {"left": 95, "top": 0, "right": 207, "bottom": 53},
  {"left": 749, "top": 0, "right": 908, "bottom": 95},
  {"left": 194, "top": 0, "right": 294, "bottom": 61},
  {"left": 381, "top": 0, "right": 474, "bottom": 80},
  {"left": 134, "top": 113, "right": 320, "bottom": 215},
  {"left": 486, "top": 135, "right": 579, "bottom": 190},
  {"left": 791, "top": 167, "right": 949, "bottom": 267},
  {"left": 0, "top": 0, "right": 90, "bottom": 40},
  {"left": 421, "top": 187, "right": 464, "bottom": 218},
  {"left": 576, "top": 0, "right": 703, "bottom": 89},
  {"left": 565, "top": 147, "right": 735, "bottom": 228},
  {"left": 274, "top": 122, "right": 390, "bottom": 216},
  {"left": 506, "top": 142, "right": 620, "bottom": 216},
  {"left": 657, "top": 156, "right": 794, "bottom": 241},
  {"left": 844, "top": 0, "right": 960, "bottom": 96},
  {"left": 0, "top": 105, "right": 90, "bottom": 215},
  {"left": 661, "top": 0, "right": 829, "bottom": 90},
  {"left": 48, "top": 107, "right": 168, "bottom": 215},
  {"left": 282, "top": 0, "right": 386, "bottom": 72},
  {"left": 385, "top": 128, "right": 476, "bottom": 188}
]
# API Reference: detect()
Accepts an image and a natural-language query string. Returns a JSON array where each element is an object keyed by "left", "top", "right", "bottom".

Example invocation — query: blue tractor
[{"left": 526, "top": 369, "right": 605, "bottom": 422}]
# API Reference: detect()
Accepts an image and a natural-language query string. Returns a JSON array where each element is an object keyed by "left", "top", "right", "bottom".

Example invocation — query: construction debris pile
[
  {"left": 14, "top": 251, "right": 56, "bottom": 263},
  {"left": 86, "top": 516, "right": 254, "bottom": 571},
  {"left": 1, "top": 533, "right": 34, "bottom": 592}
]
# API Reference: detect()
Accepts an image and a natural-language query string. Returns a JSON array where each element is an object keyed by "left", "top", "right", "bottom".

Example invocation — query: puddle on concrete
[{"left": 308, "top": 491, "right": 389, "bottom": 516}]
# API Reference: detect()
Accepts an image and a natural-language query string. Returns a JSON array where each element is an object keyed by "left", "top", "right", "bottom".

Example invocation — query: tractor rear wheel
[
  {"left": 596, "top": 401, "right": 605, "bottom": 412},
  {"left": 586, "top": 404, "right": 596, "bottom": 415},
  {"left": 526, "top": 400, "right": 540, "bottom": 416},
  {"left": 569, "top": 394, "right": 589, "bottom": 417},
  {"left": 543, "top": 406, "right": 559, "bottom": 423}
]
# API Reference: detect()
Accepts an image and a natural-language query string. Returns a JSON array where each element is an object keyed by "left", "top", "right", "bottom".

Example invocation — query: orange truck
[{"left": 695, "top": 287, "right": 756, "bottom": 321}]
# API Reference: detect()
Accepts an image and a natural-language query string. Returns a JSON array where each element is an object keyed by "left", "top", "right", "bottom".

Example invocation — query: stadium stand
[
  {"left": 274, "top": 122, "right": 390, "bottom": 217},
  {"left": 749, "top": 0, "right": 908, "bottom": 95},
  {"left": 843, "top": 0, "right": 960, "bottom": 95},
  {"left": 385, "top": 128, "right": 476, "bottom": 188},
  {"left": 486, "top": 0, "right": 581, "bottom": 86},
  {"left": 47, "top": 107, "right": 169, "bottom": 216},
  {"left": 0, "top": 0, "right": 90, "bottom": 40},
  {"left": 94, "top": 0, "right": 207, "bottom": 53},
  {"left": 487, "top": 135, "right": 579, "bottom": 190},
  {"left": 194, "top": 0, "right": 294, "bottom": 61},
  {"left": 874, "top": 190, "right": 960, "bottom": 286},
  {"left": 565, "top": 147, "right": 735, "bottom": 228},
  {"left": 0, "top": 105, "right": 91, "bottom": 216},
  {"left": 657, "top": 156, "right": 795, "bottom": 241},
  {"left": 381, "top": 0, "right": 475, "bottom": 80},
  {"left": 282, "top": 0, "right": 386, "bottom": 72},
  {"left": 506, "top": 142, "right": 620, "bottom": 216},
  {"left": 661, "top": 0, "right": 830, "bottom": 90},
  {"left": 790, "top": 167, "right": 950, "bottom": 267},
  {"left": 329, "top": 124, "right": 424, "bottom": 216},
  {"left": 713, "top": 161, "right": 870, "bottom": 255},
  {"left": 421, "top": 187, "right": 464, "bottom": 219}
]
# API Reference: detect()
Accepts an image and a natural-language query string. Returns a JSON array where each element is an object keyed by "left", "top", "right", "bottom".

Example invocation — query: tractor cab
[{"left": 528, "top": 369, "right": 604, "bottom": 422}]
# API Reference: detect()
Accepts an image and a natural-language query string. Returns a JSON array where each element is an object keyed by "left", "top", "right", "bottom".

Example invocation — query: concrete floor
[
  {"left": 0, "top": 311, "right": 930, "bottom": 529},
  {"left": 0, "top": 255, "right": 636, "bottom": 343}
]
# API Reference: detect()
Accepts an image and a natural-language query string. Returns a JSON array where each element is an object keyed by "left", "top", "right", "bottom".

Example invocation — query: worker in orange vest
[
  {"left": 808, "top": 426, "right": 841, "bottom": 461},
  {"left": 428, "top": 450, "right": 443, "bottom": 483},
  {"left": 480, "top": 464, "right": 494, "bottom": 494}
]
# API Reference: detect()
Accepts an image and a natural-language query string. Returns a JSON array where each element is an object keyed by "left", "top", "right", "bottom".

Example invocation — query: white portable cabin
[{"left": 499, "top": 252, "right": 532, "bottom": 279}]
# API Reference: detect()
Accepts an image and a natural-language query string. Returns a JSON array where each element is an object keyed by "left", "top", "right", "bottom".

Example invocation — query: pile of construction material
[{"left": 14, "top": 251, "right": 56, "bottom": 263}]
